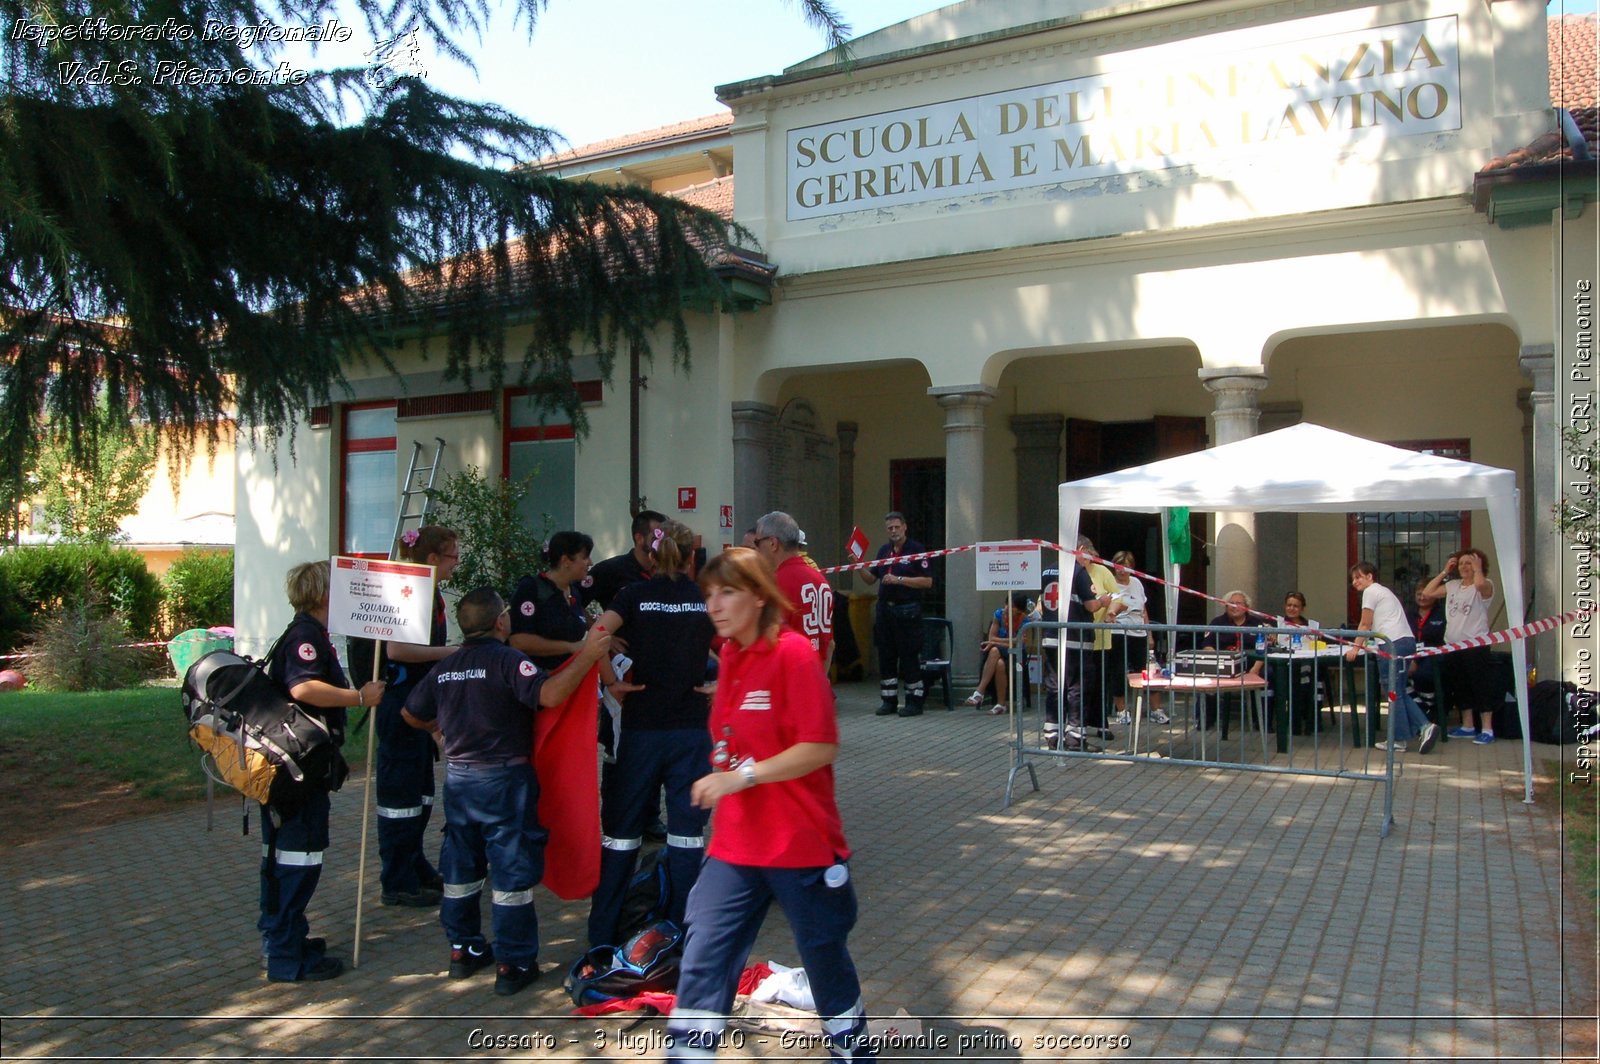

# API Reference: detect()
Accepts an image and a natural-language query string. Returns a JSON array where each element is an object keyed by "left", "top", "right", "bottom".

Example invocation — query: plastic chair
[{"left": 920, "top": 617, "right": 956, "bottom": 709}]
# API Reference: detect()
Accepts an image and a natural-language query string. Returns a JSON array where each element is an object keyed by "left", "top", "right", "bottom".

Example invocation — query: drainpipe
[{"left": 629, "top": 342, "right": 646, "bottom": 513}]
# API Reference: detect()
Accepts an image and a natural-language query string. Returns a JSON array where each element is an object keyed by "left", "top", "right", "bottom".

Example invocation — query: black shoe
[
  {"left": 382, "top": 887, "right": 443, "bottom": 907},
  {"left": 897, "top": 703, "right": 924, "bottom": 717},
  {"left": 260, "top": 936, "right": 326, "bottom": 970},
  {"left": 268, "top": 956, "right": 343, "bottom": 983},
  {"left": 875, "top": 701, "right": 899, "bottom": 716},
  {"left": 448, "top": 943, "right": 494, "bottom": 980},
  {"left": 493, "top": 961, "right": 541, "bottom": 996}
]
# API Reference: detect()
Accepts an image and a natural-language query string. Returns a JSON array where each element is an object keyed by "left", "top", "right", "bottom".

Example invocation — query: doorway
[{"left": 889, "top": 457, "right": 946, "bottom": 619}]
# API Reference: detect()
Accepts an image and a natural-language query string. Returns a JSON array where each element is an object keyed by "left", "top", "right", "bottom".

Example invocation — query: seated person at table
[
  {"left": 1195, "top": 590, "right": 1264, "bottom": 730},
  {"left": 1272, "top": 590, "right": 1323, "bottom": 734},
  {"left": 1273, "top": 591, "right": 1321, "bottom": 647}
]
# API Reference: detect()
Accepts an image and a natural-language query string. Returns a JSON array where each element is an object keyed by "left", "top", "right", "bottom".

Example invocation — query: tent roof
[{"left": 1058, "top": 423, "right": 1516, "bottom": 513}]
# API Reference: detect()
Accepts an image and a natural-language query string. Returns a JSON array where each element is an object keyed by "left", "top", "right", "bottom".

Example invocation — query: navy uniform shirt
[
  {"left": 875, "top": 538, "right": 930, "bottom": 608},
  {"left": 387, "top": 589, "right": 449, "bottom": 696},
  {"left": 608, "top": 573, "right": 714, "bottom": 732},
  {"left": 583, "top": 551, "right": 649, "bottom": 611},
  {"left": 1202, "top": 612, "right": 1263, "bottom": 652},
  {"left": 510, "top": 573, "right": 589, "bottom": 671},
  {"left": 268, "top": 612, "right": 349, "bottom": 742},
  {"left": 1038, "top": 559, "right": 1095, "bottom": 649},
  {"left": 404, "top": 638, "right": 547, "bottom": 764}
]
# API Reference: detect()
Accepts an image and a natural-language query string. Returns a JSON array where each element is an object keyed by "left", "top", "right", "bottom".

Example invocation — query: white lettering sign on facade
[{"left": 786, "top": 16, "right": 1460, "bottom": 220}]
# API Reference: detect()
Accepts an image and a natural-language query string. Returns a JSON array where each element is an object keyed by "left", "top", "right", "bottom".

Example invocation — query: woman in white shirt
[
  {"left": 1419, "top": 549, "right": 1498, "bottom": 744},
  {"left": 1348, "top": 563, "right": 1438, "bottom": 754},
  {"left": 1107, "top": 551, "right": 1168, "bottom": 726}
]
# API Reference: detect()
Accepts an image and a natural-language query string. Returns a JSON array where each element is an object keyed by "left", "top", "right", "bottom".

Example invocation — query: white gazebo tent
[{"left": 1057, "top": 422, "right": 1534, "bottom": 801}]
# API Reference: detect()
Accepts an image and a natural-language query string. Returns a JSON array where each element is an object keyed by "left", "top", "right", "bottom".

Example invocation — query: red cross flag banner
[
  {"left": 976, "top": 541, "right": 1042, "bottom": 590},
  {"left": 846, "top": 526, "right": 869, "bottom": 563},
  {"left": 326, "top": 556, "right": 436, "bottom": 645}
]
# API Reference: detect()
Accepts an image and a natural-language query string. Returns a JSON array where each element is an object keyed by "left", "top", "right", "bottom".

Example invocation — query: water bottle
[
  {"left": 1291, "top": 631, "right": 1303, "bottom": 653},
  {"left": 1255, "top": 631, "right": 1266, "bottom": 655}
]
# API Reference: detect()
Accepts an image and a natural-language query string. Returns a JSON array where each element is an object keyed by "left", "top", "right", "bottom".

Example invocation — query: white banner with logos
[{"left": 977, "top": 541, "right": 1043, "bottom": 591}]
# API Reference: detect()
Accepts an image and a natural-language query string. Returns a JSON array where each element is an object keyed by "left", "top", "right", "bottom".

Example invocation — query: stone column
[
  {"left": 1256, "top": 402, "right": 1303, "bottom": 611},
  {"left": 1520, "top": 345, "right": 1557, "bottom": 680},
  {"left": 1200, "top": 370, "right": 1269, "bottom": 603},
  {"left": 1010, "top": 414, "right": 1064, "bottom": 542},
  {"left": 731, "top": 402, "right": 776, "bottom": 538},
  {"left": 931, "top": 385, "right": 995, "bottom": 687}
]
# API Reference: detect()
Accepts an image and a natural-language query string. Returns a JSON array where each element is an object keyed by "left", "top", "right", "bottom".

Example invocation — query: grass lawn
[
  {"left": 1549, "top": 756, "right": 1600, "bottom": 906},
  {"left": 0, "top": 682, "right": 371, "bottom": 846}
]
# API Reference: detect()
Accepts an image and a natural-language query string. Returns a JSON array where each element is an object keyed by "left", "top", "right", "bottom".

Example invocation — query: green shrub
[
  {"left": 23, "top": 593, "right": 156, "bottom": 691},
  {"left": 427, "top": 467, "right": 548, "bottom": 599},
  {"left": 0, "top": 544, "right": 163, "bottom": 649},
  {"left": 0, "top": 564, "right": 29, "bottom": 655},
  {"left": 162, "top": 549, "right": 234, "bottom": 634}
]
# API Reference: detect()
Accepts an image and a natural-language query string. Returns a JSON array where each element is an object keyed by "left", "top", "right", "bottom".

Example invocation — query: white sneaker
[
  {"left": 1372, "top": 739, "right": 1407, "bottom": 752},
  {"left": 1417, "top": 723, "right": 1440, "bottom": 754},
  {"left": 1113, "top": 711, "right": 1133, "bottom": 726},
  {"left": 1150, "top": 710, "right": 1172, "bottom": 725}
]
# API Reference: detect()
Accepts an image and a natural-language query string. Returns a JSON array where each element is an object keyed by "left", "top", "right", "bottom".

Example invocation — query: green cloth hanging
[{"left": 1166, "top": 507, "right": 1192, "bottom": 565}]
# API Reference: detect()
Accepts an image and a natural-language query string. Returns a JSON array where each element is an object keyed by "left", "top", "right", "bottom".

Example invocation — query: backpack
[
  {"left": 565, "top": 920, "right": 684, "bottom": 1006},
  {"left": 1528, "top": 680, "right": 1597, "bottom": 745},
  {"left": 181, "top": 648, "right": 349, "bottom": 818},
  {"left": 615, "top": 846, "right": 671, "bottom": 943}
]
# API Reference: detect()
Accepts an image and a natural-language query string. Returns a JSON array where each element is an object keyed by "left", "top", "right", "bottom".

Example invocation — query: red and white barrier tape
[
  {"left": 819, "top": 543, "right": 974, "bottom": 576},
  {"left": 828, "top": 537, "right": 1588, "bottom": 661},
  {"left": 0, "top": 631, "right": 231, "bottom": 663}
]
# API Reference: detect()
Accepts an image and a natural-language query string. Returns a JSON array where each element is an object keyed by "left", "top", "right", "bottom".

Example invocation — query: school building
[{"left": 235, "top": 0, "right": 1599, "bottom": 685}]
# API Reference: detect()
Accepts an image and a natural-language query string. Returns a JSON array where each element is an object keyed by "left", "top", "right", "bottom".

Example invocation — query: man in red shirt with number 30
[{"left": 753, "top": 511, "right": 835, "bottom": 670}]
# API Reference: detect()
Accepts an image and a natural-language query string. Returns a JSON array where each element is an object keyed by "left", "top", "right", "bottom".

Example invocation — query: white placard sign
[
  {"left": 977, "top": 541, "right": 1042, "bottom": 591},
  {"left": 327, "top": 556, "right": 436, "bottom": 645}
]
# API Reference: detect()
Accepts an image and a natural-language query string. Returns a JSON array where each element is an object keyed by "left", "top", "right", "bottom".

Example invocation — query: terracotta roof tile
[
  {"left": 544, "top": 112, "right": 732, "bottom": 167},
  {"left": 1550, "top": 15, "right": 1598, "bottom": 110},
  {"left": 672, "top": 175, "right": 734, "bottom": 220}
]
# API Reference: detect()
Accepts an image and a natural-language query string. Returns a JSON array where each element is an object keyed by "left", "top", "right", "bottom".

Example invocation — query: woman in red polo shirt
[{"left": 663, "top": 547, "right": 873, "bottom": 1063}]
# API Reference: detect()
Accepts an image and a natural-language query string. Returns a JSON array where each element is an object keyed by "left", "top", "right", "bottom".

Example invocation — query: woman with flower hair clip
[
  {"left": 373, "top": 524, "right": 461, "bottom": 907},
  {"left": 583, "top": 519, "right": 716, "bottom": 949}
]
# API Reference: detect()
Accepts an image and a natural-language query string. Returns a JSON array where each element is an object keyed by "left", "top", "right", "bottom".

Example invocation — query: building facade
[{"left": 237, "top": 0, "right": 1598, "bottom": 684}]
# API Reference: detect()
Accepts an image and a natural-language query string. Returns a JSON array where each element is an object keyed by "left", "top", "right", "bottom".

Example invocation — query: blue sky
[
  {"left": 307, "top": 1, "right": 947, "bottom": 150},
  {"left": 306, "top": 0, "right": 1597, "bottom": 151}
]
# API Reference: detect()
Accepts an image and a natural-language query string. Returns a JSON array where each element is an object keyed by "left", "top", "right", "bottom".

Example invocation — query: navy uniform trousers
[
  {"left": 258, "top": 790, "right": 332, "bottom": 981},
  {"left": 375, "top": 679, "right": 439, "bottom": 895},
  {"left": 439, "top": 761, "right": 545, "bottom": 968},
  {"left": 874, "top": 604, "right": 924, "bottom": 709},
  {"left": 588, "top": 726, "right": 711, "bottom": 947},
  {"left": 666, "top": 857, "right": 874, "bottom": 1061}
]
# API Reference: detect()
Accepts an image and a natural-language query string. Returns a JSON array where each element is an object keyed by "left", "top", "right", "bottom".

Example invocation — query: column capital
[
  {"left": 1519, "top": 343, "right": 1555, "bottom": 393},
  {"left": 1198, "top": 367, "right": 1269, "bottom": 391},
  {"left": 928, "top": 383, "right": 997, "bottom": 408},
  {"left": 1009, "top": 412, "right": 1065, "bottom": 445},
  {"left": 730, "top": 400, "right": 778, "bottom": 422}
]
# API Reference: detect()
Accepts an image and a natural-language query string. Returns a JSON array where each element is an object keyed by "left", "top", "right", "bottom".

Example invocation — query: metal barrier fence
[{"left": 1001, "top": 619, "right": 1399, "bottom": 835}]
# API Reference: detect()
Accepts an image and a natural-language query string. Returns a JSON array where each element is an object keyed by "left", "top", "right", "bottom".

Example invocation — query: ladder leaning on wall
[{"left": 389, "top": 437, "right": 447, "bottom": 555}]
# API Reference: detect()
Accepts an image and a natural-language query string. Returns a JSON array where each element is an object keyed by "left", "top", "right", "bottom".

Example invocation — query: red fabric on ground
[{"left": 569, "top": 963, "right": 776, "bottom": 1017}]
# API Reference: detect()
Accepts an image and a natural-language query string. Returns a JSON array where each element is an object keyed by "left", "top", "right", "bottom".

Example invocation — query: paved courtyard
[{"left": 1, "top": 684, "right": 1594, "bottom": 1060}]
